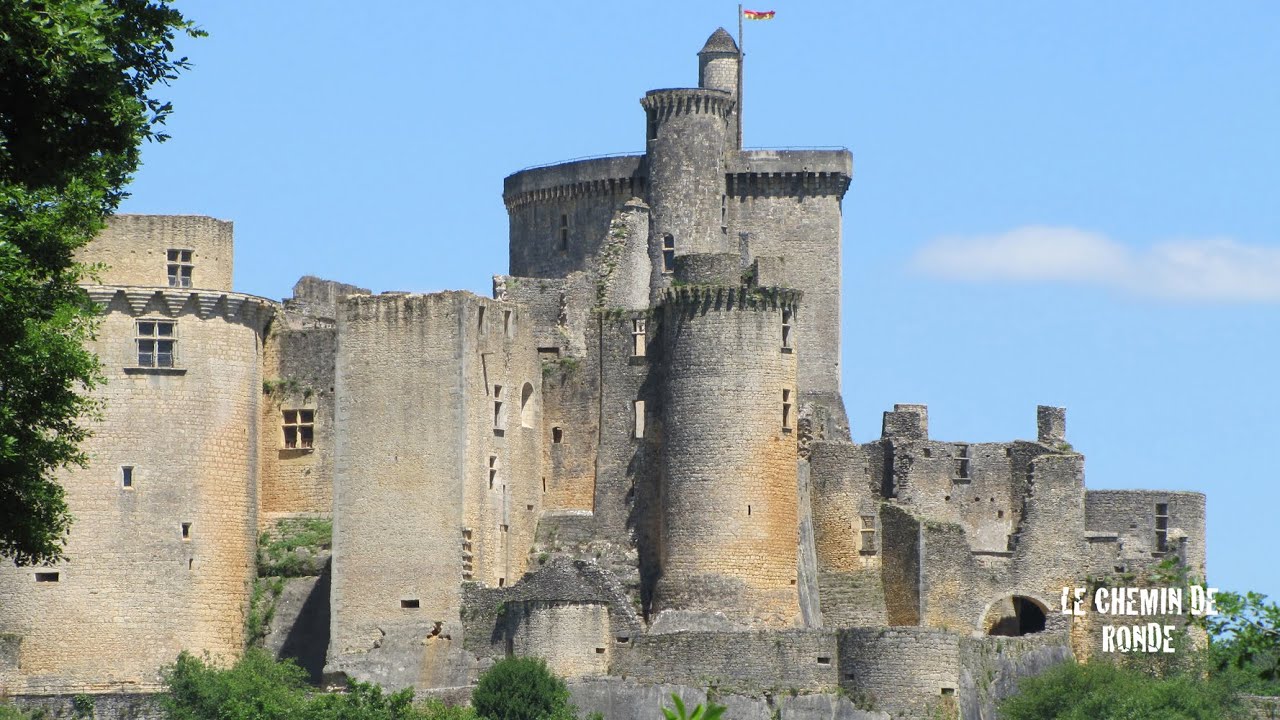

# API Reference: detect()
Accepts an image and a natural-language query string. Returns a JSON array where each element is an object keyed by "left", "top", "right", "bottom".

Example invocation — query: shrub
[
  {"left": 471, "top": 657, "right": 574, "bottom": 720},
  {"left": 660, "top": 694, "right": 725, "bottom": 720},
  {"left": 998, "top": 660, "right": 1248, "bottom": 720}
]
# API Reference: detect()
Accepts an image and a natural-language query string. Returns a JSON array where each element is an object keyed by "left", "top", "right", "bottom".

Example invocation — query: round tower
[
  {"left": 698, "top": 27, "right": 740, "bottom": 147},
  {"left": 652, "top": 281, "right": 802, "bottom": 630},
  {"left": 0, "top": 216, "right": 270, "bottom": 694},
  {"left": 640, "top": 87, "right": 734, "bottom": 302}
]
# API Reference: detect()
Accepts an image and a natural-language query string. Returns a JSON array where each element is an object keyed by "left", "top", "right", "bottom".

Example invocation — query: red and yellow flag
[{"left": 743, "top": 9, "right": 776, "bottom": 20}]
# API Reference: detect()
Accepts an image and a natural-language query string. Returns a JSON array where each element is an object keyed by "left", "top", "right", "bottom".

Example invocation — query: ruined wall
[
  {"left": 1085, "top": 490, "right": 1206, "bottom": 577},
  {"left": 612, "top": 631, "right": 840, "bottom": 696},
  {"left": 505, "top": 156, "right": 646, "bottom": 280},
  {"left": 78, "top": 215, "right": 234, "bottom": 291},
  {"left": 957, "top": 633, "right": 1073, "bottom": 720},
  {"left": 652, "top": 287, "right": 801, "bottom": 630},
  {"left": 837, "top": 628, "right": 960, "bottom": 717},
  {"left": 509, "top": 602, "right": 611, "bottom": 679},
  {"left": 0, "top": 286, "right": 269, "bottom": 694},
  {"left": 808, "top": 441, "right": 887, "bottom": 627},
  {"left": 328, "top": 292, "right": 541, "bottom": 690}
]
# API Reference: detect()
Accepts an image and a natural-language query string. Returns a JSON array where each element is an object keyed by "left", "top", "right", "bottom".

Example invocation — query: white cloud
[{"left": 912, "top": 226, "right": 1280, "bottom": 302}]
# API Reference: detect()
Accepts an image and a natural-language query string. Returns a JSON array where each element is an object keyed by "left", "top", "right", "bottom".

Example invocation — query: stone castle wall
[{"left": 0, "top": 286, "right": 269, "bottom": 694}]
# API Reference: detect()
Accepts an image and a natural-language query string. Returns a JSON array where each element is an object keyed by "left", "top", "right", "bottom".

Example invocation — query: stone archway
[{"left": 982, "top": 595, "right": 1047, "bottom": 636}]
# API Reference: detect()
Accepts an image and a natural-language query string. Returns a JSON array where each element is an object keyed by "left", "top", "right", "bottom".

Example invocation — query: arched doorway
[{"left": 982, "top": 595, "right": 1047, "bottom": 636}]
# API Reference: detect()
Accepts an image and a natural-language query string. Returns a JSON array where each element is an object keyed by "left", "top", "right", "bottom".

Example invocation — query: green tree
[
  {"left": 471, "top": 656, "right": 576, "bottom": 720},
  {"left": 0, "top": 0, "right": 202, "bottom": 564},
  {"left": 998, "top": 660, "right": 1248, "bottom": 720},
  {"left": 1206, "top": 590, "right": 1280, "bottom": 696}
]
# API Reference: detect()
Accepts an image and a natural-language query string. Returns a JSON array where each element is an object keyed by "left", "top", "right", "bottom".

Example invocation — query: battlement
[
  {"left": 503, "top": 154, "right": 645, "bottom": 210},
  {"left": 659, "top": 284, "right": 801, "bottom": 312},
  {"left": 85, "top": 285, "right": 274, "bottom": 329},
  {"left": 640, "top": 88, "right": 735, "bottom": 120}
]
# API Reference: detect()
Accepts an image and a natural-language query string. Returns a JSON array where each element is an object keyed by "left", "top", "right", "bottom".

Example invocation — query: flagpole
[{"left": 737, "top": 4, "right": 744, "bottom": 148}]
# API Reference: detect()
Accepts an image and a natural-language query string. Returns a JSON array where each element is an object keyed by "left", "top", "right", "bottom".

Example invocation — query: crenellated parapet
[
  {"left": 86, "top": 285, "right": 275, "bottom": 330},
  {"left": 639, "top": 87, "right": 735, "bottom": 121},
  {"left": 659, "top": 284, "right": 802, "bottom": 313}
]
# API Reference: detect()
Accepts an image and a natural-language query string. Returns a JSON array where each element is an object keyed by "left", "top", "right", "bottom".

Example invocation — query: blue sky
[{"left": 122, "top": 2, "right": 1279, "bottom": 601}]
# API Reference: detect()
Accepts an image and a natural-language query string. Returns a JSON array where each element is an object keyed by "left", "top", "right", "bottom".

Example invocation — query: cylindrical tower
[
  {"left": 640, "top": 88, "right": 734, "bottom": 303},
  {"left": 0, "top": 216, "right": 270, "bottom": 694},
  {"left": 652, "top": 282, "right": 802, "bottom": 630},
  {"left": 697, "top": 28, "right": 741, "bottom": 150}
]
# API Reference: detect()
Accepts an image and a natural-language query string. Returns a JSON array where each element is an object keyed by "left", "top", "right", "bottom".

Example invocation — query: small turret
[{"left": 698, "top": 28, "right": 741, "bottom": 150}]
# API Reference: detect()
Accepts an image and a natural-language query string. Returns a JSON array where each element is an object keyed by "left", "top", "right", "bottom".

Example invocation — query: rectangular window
[
  {"left": 503, "top": 310, "right": 513, "bottom": 337},
  {"left": 954, "top": 444, "right": 970, "bottom": 482},
  {"left": 631, "top": 318, "right": 647, "bottom": 356},
  {"left": 633, "top": 400, "right": 646, "bottom": 439},
  {"left": 489, "top": 455, "right": 498, "bottom": 489},
  {"left": 1155, "top": 503, "right": 1169, "bottom": 552},
  {"left": 136, "top": 320, "right": 176, "bottom": 367},
  {"left": 552, "top": 427, "right": 563, "bottom": 444},
  {"left": 283, "top": 409, "right": 315, "bottom": 449},
  {"left": 401, "top": 599, "right": 420, "bottom": 609},
  {"left": 860, "top": 515, "right": 877, "bottom": 555},
  {"left": 477, "top": 306, "right": 486, "bottom": 332},
  {"left": 721, "top": 195, "right": 728, "bottom": 232},
  {"left": 493, "top": 385, "right": 504, "bottom": 435},
  {"left": 35, "top": 572, "right": 59, "bottom": 582},
  {"left": 782, "top": 309, "right": 793, "bottom": 353},
  {"left": 181, "top": 522, "right": 192, "bottom": 540},
  {"left": 559, "top": 215, "right": 569, "bottom": 251},
  {"left": 782, "top": 389, "right": 793, "bottom": 431},
  {"left": 121, "top": 466, "right": 134, "bottom": 489},
  {"left": 662, "top": 235, "right": 675, "bottom": 273},
  {"left": 167, "top": 249, "right": 193, "bottom": 288}
]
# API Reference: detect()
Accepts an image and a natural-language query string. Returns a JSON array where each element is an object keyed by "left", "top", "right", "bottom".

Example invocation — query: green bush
[
  {"left": 660, "top": 694, "right": 725, "bottom": 720},
  {"left": 998, "top": 660, "right": 1248, "bottom": 720},
  {"left": 471, "top": 657, "right": 575, "bottom": 720},
  {"left": 160, "top": 648, "right": 474, "bottom": 720}
]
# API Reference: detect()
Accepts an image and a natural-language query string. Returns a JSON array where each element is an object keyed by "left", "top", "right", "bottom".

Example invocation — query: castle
[{"left": 0, "top": 28, "right": 1207, "bottom": 720}]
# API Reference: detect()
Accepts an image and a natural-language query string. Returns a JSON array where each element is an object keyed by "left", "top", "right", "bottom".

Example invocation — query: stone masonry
[{"left": 0, "top": 27, "right": 1209, "bottom": 720}]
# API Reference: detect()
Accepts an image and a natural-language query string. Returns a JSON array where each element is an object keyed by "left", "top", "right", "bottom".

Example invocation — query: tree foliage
[
  {"left": 0, "top": 0, "right": 202, "bottom": 564},
  {"left": 998, "top": 660, "right": 1248, "bottom": 720},
  {"left": 1206, "top": 590, "right": 1280, "bottom": 696},
  {"left": 660, "top": 694, "right": 726, "bottom": 720},
  {"left": 471, "top": 656, "right": 576, "bottom": 720}
]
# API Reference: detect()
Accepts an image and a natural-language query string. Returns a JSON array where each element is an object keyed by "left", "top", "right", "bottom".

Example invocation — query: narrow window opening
[
  {"left": 616, "top": 636, "right": 630, "bottom": 644},
  {"left": 121, "top": 466, "right": 134, "bottom": 489},
  {"left": 941, "top": 688, "right": 956, "bottom": 697},
  {"left": 781, "top": 309, "right": 793, "bottom": 352},
  {"left": 489, "top": 455, "right": 498, "bottom": 489},
  {"left": 860, "top": 515, "right": 877, "bottom": 555},
  {"left": 1155, "top": 502, "right": 1169, "bottom": 552},
  {"left": 594, "top": 647, "right": 606, "bottom": 654},
  {"left": 559, "top": 215, "right": 569, "bottom": 251},
  {"left": 520, "top": 383, "right": 535, "bottom": 428},
  {"left": 542, "top": 477, "right": 547, "bottom": 492},
  {"left": 136, "top": 320, "right": 176, "bottom": 368},
  {"left": 181, "top": 522, "right": 191, "bottom": 540},
  {"left": 498, "top": 578, "right": 505, "bottom": 587},
  {"left": 782, "top": 389, "right": 793, "bottom": 431},
  {"left": 478, "top": 306, "right": 486, "bottom": 332},
  {"left": 998, "top": 510, "right": 1005, "bottom": 519},
  {"left": 526, "top": 504, "right": 533, "bottom": 511},
  {"left": 167, "top": 249, "right": 193, "bottom": 288},
  {"left": 1005, "top": 447, "right": 1014, "bottom": 458},
  {"left": 817, "top": 657, "right": 831, "bottom": 666},
  {"left": 631, "top": 318, "right": 647, "bottom": 357},
  {"left": 747, "top": 505, "right": 752, "bottom": 516},
  {"left": 35, "top": 572, "right": 59, "bottom": 582},
  {"left": 188, "top": 558, "right": 194, "bottom": 570},
  {"left": 633, "top": 400, "right": 646, "bottom": 439},
  {"left": 662, "top": 234, "right": 675, "bottom": 273},
  {"left": 720, "top": 195, "right": 728, "bottom": 232},
  {"left": 922, "top": 447, "right": 931, "bottom": 458},
  {"left": 503, "top": 310, "right": 513, "bottom": 337},
  {"left": 500, "top": 524, "right": 508, "bottom": 533},
  {"left": 401, "top": 599, "right": 420, "bottom": 609},
  {"left": 647, "top": 112, "right": 658, "bottom": 141},
  {"left": 954, "top": 444, "right": 970, "bottom": 481},
  {"left": 552, "top": 427, "right": 563, "bottom": 444},
  {"left": 493, "top": 385, "right": 504, "bottom": 436}
]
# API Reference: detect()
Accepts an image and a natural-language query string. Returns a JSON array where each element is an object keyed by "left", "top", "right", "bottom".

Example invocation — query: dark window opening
[
  {"left": 401, "top": 599, "right": 420, "bottom": 609},
  {"left": 782, "top": 389, "right": 793, "bottom": 431},
  {"left": 478, "top": 306, "right": 486, "bottom": 332},
  {"left": 747, "top": 505, "right": 752, "bottom": 516},
  {"left": 122, "top": 466, "right": 134, "bottom": 488},
  {"left": 35, "top": 572, "right": 59, "bottom": 582},
  {"left": 781, "top": 309, "right": 793, "bottom": 352},
  {"left": 283, "top": 409, "right": 315, "bottom": 449},
  {"left": 489, "top": 455, "right": 498, "bottom": 489},
  {"left": 181, "top": 522, "right": 191, "bottom": 540},
  {"left": 559, "top": 215, "right": 568, "bottom": 251},
  {"left": 594, "top": 647, "right": 606, "bottom": 654},
  {"left": 817, "top": 657, "right": 831, "bottom": 665},
  {"left": 647, "top": 112, "right": 658, "bottom": 141},
  {"left": 498, "top": 578, "right": 505, "bottom": 587},
  {"left": 504, "top": 310, "right": 513, "bottom": 337},
  {"left": 954, "top": 444, "right": 970, "bottom": 481},
  {"left": 941, "top": 688, "right": 956, "bottom": 697},
  {"left": 1155, "top": 503, "right": 1169, "bottom": 552},
  {"left": 136, "top": 320, "right": 176, "bottom": 368},
  {"left": 552, "top": 427, "right": 563, "bottom": 444},
  {"left": 616, "top": 636, "right": 630, "bottom": 644},
  {"left": 632, "top": 318, "right": 647, "bottom": 357},
  {"left": 167, "top": 249, "right": 193, "bottom": 288},
  {"left": 662, "top": 234, "right": 675, "bottom": 273},
  {"left": 721, "top": 195, "right": 728, "bottom": 232}
]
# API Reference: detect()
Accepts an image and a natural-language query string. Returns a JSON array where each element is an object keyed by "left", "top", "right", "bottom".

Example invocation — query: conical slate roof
[{"left": 699, "top": 27, "right": 739, "bottom": 54}]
